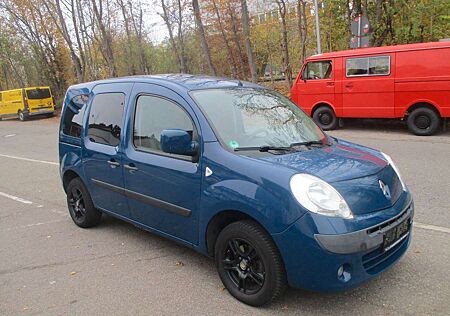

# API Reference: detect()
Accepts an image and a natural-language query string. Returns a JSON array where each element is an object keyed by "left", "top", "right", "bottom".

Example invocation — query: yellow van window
[{"left": 26, "top": 88, "right": 51, "bottom": 99}]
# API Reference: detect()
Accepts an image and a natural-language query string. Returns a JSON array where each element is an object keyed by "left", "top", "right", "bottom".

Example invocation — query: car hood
[
  {"left": 256, "top": 139, "right": 404, "bottom": 215},
  {"left": 259, "top": 138, "right": 387, "bottom": 183}
]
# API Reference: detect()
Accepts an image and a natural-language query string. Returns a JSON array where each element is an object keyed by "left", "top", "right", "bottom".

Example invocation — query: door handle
[
  {"left": 326, "top": 82, "right": 335, "bottom": 87},
  {"left": 345, "top": 83, "right": 353, "bottom": 88},
  {"left": 124, "top": 164, "right": 139, "bottom": 172},
  {"left": 107, "top": 160, "right": 120, "bottom": 168}
]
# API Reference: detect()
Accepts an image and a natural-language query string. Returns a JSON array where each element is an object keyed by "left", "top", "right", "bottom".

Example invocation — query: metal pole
[
  {"left": 357, "top": 15, "right": 361, "bottom": 48},
  {"left": 313, "top": 0, "right": 322, "bottom": 54}
]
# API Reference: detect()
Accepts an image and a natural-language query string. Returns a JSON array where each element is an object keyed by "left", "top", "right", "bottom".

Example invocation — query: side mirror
[{"left": 160, "top": 129, "right": 198, "bottom": 157}]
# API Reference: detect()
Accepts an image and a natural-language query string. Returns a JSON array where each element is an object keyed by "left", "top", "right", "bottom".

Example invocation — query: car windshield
[{"left": 191, "top": 88, "right": 327, "bottom": 151}]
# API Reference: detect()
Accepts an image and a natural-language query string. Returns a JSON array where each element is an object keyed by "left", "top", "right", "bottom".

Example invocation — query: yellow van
[{"left": 0, "top": 86, "right": 55, "bottom": 121}]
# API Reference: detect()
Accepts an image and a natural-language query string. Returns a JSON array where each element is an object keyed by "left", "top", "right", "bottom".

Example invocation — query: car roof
[
  {"left": 306, "top": 41, "right": 450, "bottom": 60},
  {"left": 68, "top": 74, "right": 264, "bottom": 92}
]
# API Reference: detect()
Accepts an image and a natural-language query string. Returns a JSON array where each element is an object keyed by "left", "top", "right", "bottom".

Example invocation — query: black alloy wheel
[
  {"left": 68, "top": 187, "right": 86, "bottom": 221},
  {"left": 66, "top": 177, "right": 102, "bottom": 228},
  {"left": 222, "top": 238, "right": 266, "bottom": 295},
  {"left": 215, "top": 220, "right": 286, "bottom": 306}
]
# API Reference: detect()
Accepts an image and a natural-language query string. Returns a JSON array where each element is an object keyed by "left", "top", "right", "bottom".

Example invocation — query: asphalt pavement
[{"left": 0, "top": 116, "right": 449, "bottom": 315}]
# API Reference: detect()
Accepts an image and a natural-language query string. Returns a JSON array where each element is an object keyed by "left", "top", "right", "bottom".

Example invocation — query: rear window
[
  {"left": 346, "top": 56, "right": 390, "bottom": 77},
  {"left": 26, "top": 88, "right": 51, "bottom": 99},
  {"left": 62, "top": 95, "right": 89, "bottom": 138},
  {"left": 87, "top": 93, "right": 125, "bottom": 147}
]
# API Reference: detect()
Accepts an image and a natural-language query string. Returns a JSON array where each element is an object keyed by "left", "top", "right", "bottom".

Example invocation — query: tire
[
  {"left": 215, "top": 220, "right": 287, "bottom": 306},
  {"left": 312, "top": 106, "right": 338, "bottom": 130},
  {"left": 407, "top": 107, "right": 440, "bottom": 136},
  {"left": 66, "top": 177, "right": 102, "bottom": 228},
  {"left": 18, "top": 110, "right": 27, "bottom": 121}
]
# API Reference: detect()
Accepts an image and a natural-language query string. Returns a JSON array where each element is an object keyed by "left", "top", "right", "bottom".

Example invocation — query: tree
[
  {"left": 193, "top": 0, "right": 216, "bottom": 75},
  {"left": 297, "top": 0, "right": 308, "bottom": 64},
  {"left": 275, "top": 0, "right": 292, "bottom": 90},
  {"left": 240, "top": 0, "right": 257, "bottom": 82}
]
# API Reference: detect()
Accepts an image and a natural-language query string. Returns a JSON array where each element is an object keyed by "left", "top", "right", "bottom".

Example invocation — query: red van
[{"left": 291, "top": 41, "right": 450, "bottom": 135}]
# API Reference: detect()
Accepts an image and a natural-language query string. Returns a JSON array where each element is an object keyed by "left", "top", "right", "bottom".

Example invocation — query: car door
[
  {"left": 122, "top": 83, "right": 202, "bottom": 244},
  {"left": 342, "top": 54, "right": 395, "bottom": 117},
  {"left": 82, "top": 83, "right": 133, "bottom": 219},
  {"left": 294, "top": 59, "right": 336, "bottom": 115}
]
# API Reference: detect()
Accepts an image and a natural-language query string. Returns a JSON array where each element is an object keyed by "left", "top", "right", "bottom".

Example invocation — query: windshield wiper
[
  {"left": 234, "top": 145, "right": 292, "bottom": 152},
  {"left": 290, "top": 140, "right": 330, "bottom": 147}
]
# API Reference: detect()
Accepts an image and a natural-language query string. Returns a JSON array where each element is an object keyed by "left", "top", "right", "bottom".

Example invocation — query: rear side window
[
  {"left": 133, "top": 95, "right": 194, "bottom": 155},
  {"left": 87, "top": 93, "right": 125, "bottom": 146},
  {"left": 346, "top": 56, "right": 390, "bottom": 77},
  {"left": 62, "top": 95, "right": 89, "bottom": 138},
  {"left": 303, "top": 61, "right": 332, "bottom": 80},
  {"left": 26, "top": 88, "right": 51, "bottom": 99}
]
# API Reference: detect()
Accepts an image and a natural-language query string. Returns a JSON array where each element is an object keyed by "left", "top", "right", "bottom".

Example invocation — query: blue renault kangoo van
[{"left": 59, "top": 75, "right": 413, "bottom": 306}]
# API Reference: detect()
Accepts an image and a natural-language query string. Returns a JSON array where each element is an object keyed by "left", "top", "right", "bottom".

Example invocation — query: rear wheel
[
  {"left": 18, "top": 110, "right": 27, "bottom": 121},
  {"left": 407, "top": 107, "right": 440, "bottom": 136},
  {"left": 215, "top": 220, "right": 287, "bottom": 306},
  {"left": 313, "top": 106, "right": 338, "bottom": 130},
  {"left": 66, "top": 177, "right": 102, "bottom": 228}
]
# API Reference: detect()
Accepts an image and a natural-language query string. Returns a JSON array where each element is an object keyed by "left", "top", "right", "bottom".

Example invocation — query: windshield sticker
[{"left": 229, "top": 140, "right": 240, "bottom": 149}]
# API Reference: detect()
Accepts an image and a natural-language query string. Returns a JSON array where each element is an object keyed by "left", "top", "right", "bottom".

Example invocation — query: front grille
[
  {"left": 367, "top": 205, "right": 411, "bottom": 235},
  {"left": 362, "top": 203, "right": 413, "bottom": 274},
  {"left": 362, "top": 234, "right": 409, "bottom": 274}
]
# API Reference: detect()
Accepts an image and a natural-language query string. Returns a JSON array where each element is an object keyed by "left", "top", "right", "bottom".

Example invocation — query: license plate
[{"left": 383, "top": 217, "right": 410, "bottom": 251}]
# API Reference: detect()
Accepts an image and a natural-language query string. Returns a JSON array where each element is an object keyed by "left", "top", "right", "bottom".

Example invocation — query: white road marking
[
  {"left": 0, "top": 191, "right": 33, "bottom": 204},
  {"left": 0, "top": 153, "right": 58, "bottom": 165},
  {"left": 414, "top": 222, "right": 450, "bottom": 235},
  {"left": 4, "top": 134, "right": 16, "bottom": 138}
]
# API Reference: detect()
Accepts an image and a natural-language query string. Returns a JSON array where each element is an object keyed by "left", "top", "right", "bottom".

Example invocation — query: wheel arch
[
  {"left": 205, "top": 210, "right": 272, "bottom": 258},
  {"left": 311, "top": 102, "right": 336, "bottom": 117},
  {"left": 405, "top": 101, "right": 442, "bottom": 118},
  {"left": 62, "top": 169, "right": 82, "bottom": 193}
]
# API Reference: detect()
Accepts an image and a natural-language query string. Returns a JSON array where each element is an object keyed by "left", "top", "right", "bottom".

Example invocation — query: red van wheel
[
  {"left": 313, "top": 106, "right": 338, "bottom": 130},
  {"left": 407, "top": 107, "right": 440, "bottom": 136}
]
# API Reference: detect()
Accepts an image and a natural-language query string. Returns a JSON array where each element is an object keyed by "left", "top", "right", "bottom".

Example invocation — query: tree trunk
[
  {"left": 297, "top": 0, "right": 308, "bottom": 64},
  {"left": 176, "top": 0, "right": 188, "bottom": 73},
  {"left": 91, "top": 0, "right": 117, "bottom": 77},
  {"left": 226, "top": 2, "right": 246, "bottom": 79},
  {"left": 240, "top": 0, "right": 257, "bottom": 83},
  {"left": 160, "top": 0, "right": 184, "bottom": 72},
  {"left": 192, "top": 0, "right": 216, "bottom": 76},
  {"left": 117, "top": 0, "right": 136, "bottom": 75},
  {"left": 276, "top": 0, "right": 292, "bottom": 91},
  {"left": 44, "top": 0, "right": 84, "bottom": 82},
  {"left": 212, "top": 0, "right": 238, "bottom": 77}
]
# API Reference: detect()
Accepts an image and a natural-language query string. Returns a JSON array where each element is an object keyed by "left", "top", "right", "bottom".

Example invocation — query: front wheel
[
  {"left": 66, "top": 178, "right": 102, "bottom": 228},
  {"left": 18, "top": 110, "right": 27, "bottom": 121},
  {"left": 313, "top": 106, "right": 338, "bottom": 130},
  {"left": 215, "top": 220, "right": 287, "bottom": 306},
  {"left": 407, "top": 107, "right": 440, "bottom": 136}
]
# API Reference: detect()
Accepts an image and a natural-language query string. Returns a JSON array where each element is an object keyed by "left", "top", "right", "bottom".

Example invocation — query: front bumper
[{"left": 272, "top": 192, "right": 414, "bottom": 292}]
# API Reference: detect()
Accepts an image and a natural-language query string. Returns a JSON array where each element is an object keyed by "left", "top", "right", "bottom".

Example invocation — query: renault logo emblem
[{"left": 379, "top": 180, "right": 391, "bottom": 199}]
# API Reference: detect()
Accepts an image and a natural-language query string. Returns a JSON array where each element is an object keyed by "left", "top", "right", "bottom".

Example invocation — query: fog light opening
[{"left": 337, "top": 264, "right": 352, "bottom": 283}]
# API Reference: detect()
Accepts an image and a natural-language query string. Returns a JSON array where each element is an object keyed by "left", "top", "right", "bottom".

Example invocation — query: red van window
[
  {"left": 346, "top": 56, "right": 390, "bottom": 77},
  {"left": 303, "top": 61, "right": 332, "bottom": 80}
]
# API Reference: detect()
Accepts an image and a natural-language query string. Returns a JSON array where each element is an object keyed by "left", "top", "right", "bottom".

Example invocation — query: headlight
[
  {"left": 290, "top": 174, "right": 353, "bottom": 219},
  {"left": 381, "top": 153, "right": 407, "bottom": 191}
]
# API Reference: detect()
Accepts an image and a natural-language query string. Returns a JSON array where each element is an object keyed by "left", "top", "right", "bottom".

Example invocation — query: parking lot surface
[{"left": 1, "top": 117, "right": 449, "bottom": 315}]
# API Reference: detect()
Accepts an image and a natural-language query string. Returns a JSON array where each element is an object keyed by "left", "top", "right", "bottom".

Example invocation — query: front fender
[{"left": 200, "top": 179, "right": 305, "bottom": 235}]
